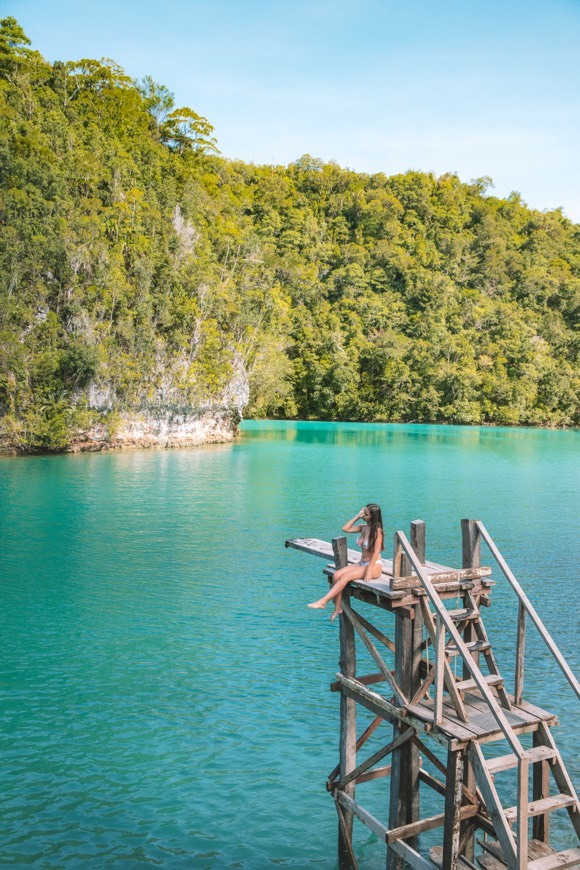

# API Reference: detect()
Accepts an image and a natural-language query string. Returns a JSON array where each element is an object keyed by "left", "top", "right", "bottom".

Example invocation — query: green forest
[{"left": 1, "top": 18, "right": 578, "bottom": 451}]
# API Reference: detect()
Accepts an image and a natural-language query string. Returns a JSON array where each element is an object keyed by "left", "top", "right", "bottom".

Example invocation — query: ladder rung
[
  {"left": 504, "top": 793, "right": 576, "bottom": 823},
  {"left": 455, "top": 674, "right": 504, "bottom": 694},
  {"left": 486, "top": 745, "right": 557, "bottom": 774},
  {"left": 446, "top": 640, "right": 491, "bottom": 656},
  {"left": 447, "top": 607, "right": 480, "bottom": 621},
  {"left": 528, "top": 848, "right": 580, "bottom": 870}
]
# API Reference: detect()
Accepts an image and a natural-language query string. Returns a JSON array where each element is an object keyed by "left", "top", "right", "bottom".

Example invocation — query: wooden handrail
[
  {"left": 475, "top": 521, "right": 580, "bottom": 701},
  {"left": 395, "top": 531, "right": 525, "bottom": 757}
]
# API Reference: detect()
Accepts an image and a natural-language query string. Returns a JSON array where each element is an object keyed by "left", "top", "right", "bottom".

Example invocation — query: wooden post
[
  {"left": 334, "top": 537, "right": 357, "bottom": 869},
  {"left": 532, "top": 730, "right": 550, "bottom": 843},
  {"left": 514, "top": 601, "right": 526, "bottom": 705},
  {"left": 442, "top": 748, "right": 465, "bottom": 870},
  {"left": 410, "top": 520, "right": 426, "bottom": 565},
  {"left": 387, "top": 523, "right": 424, "bottom": 869},
  {"left": 460, "top": 520, "right": 479, "bottom": 861}
]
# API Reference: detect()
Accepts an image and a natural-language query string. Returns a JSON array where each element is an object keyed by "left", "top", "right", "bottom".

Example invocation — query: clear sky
[{"left": 8, "top": 0, "right": 580, "bottom": 221}]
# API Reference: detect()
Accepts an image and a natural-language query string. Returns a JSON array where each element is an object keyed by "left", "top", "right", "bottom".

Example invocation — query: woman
[{"left": 308, "top": 504, "right": 384, "bottom": 622}]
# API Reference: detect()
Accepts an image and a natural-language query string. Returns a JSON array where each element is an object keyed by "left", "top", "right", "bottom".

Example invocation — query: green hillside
[{"left": 1, "top": 18, "right": 578, "bottom": 450}]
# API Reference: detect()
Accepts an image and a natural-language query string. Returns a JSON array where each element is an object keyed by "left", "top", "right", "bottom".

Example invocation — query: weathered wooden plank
[
  {"left": 334, "top": 797, "right": 359, "bottom": 870},
  {"left": 336, "top": 791, "right": 388, "bottom": 841},
  {"left": 388, "top": 839, "right": 439, "bottom": 870},
  {"left": 336, "top": 673, "right": 438, "bottom": 739},
  {"left": 356, "top": 764, "right": 392, "bottom": 784},
  {"left": 486, "top": 745, "right": 556, "bottom": 774},
  {"left": 516, "top": 758, "right": 529, "bottom": 870},
  {"left": 527, "top": 848, "right": 580, "bottom": 870},
  {"left": 504, "top": 794, "right": 576, "bottom": 823},
  {"left": 443, "top": 748, "right": 465, "bottom": 869},
  {"left": 454, "top": 674, "right": 504, "bottom": 693},
  {"left": 330, "top": 672, "right": 387, "bottom": 692},
  {"left": 386, "top": 803, "right": 479, "bottom": 844},
  {"left": 390, "top": 567, "right": 492, "bottom": 590},
  {"left": 434, "top": 614, "right": 445, "bottom": 725}
]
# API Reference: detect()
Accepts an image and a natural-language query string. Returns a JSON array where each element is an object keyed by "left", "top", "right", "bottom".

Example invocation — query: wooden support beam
[
  {"left": 328, "top": 715, "right": 382, "bottom": 786},
  {"left": 336, "top": 791, "right": 388, "bottom": 841},
  {"left": 388, "top": 839, "right": 439, "bottom": 870},
  {"left": 516, "top": 758, "right": 529, "bottom": 870},
  {"left": 386, "top": 804, "right": 479, "bottom": 844},
  {"left": 337, "top": 728, "right": 414, "bottom": 791},
  {"left": 335, "top": 796, "right": 359, "bottom": 870},
  {"left": 461, "top": 519, "right": 481, "bottom": 570},
  {"left": 348, "top": 607, "right": 396, "bottom": 652},
  {"left": 335, "top": 536, "right": 357, "bottom": 870},
  {"left": 410, "top": 520, "right": 426, "bottom": 564},
  {"left": 442, "top": 748, "right": 465, "bottom": 870}
]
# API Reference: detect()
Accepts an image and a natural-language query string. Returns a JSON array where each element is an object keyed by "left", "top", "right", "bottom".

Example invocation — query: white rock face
[{"left": 71, "top": 407, "right": 239, "bottom": 451}]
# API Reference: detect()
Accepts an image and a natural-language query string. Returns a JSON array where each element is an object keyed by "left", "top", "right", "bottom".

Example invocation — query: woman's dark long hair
[{"left": 365, "top": 503, "right": 384, "bottom": 551}]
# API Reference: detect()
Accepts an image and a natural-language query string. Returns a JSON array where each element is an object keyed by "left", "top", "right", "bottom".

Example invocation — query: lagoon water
[{"left": 0, "top": 421, "right": 579, "bottom": 868}]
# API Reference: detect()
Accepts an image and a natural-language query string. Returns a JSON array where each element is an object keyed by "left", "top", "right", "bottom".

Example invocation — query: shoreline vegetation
[{"left": 1, "top": 18, "right": 578, "bottom": 455}]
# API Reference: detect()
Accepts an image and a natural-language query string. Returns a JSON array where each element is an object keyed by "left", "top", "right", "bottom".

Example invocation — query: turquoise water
[{"left": 0, "top": 421, "right": 578, "bottom": 867}]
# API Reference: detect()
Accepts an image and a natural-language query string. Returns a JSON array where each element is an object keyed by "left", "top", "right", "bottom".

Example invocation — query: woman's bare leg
[
  {"left": 308, "top": 561, "right": 384, "bottom": 621},
  {"left": 308, "top": 564, "right": 366, "bottom": 620}
]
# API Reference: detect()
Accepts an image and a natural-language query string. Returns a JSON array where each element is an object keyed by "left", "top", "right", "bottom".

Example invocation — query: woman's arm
[
  {"left": 364, "top": 530, "right": 383, "bottom": 582},
  {"left": 342, "top": 509, "right": 366, "bottom": 534}
]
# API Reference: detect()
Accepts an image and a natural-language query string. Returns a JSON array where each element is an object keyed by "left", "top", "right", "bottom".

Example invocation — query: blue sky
[{"left": 8, "top": 0, "right": 580, "bottom": 221}]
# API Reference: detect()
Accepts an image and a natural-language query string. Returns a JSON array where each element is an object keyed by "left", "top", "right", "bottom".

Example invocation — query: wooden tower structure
[{"left": 287, "top": 519, "right": 580, "bottom": 869}]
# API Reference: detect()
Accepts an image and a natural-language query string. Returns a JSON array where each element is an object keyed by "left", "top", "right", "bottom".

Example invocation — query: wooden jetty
[{"left": 287, "top": 519, "right": 580, "bottom": 869}]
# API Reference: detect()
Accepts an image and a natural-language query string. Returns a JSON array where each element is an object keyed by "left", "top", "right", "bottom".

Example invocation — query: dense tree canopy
[{"left": 0, "top": 19, "right": 578, "bottom": 450}]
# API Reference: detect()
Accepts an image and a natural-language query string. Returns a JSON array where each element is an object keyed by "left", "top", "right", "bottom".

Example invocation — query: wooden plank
[
  {"left": 516, "top": 758, "right": 529, "bottom": 870},
  {"left": 386, "top": 803, "right": 479, "bottom": 844},
  {"left": 475, "top": 522, "right": 580, "bottom": 700},
  {"left": 336, "top": 791, "right": 388, "bottom": 841},
  {"left": 388, "top": 839, "right": 439, "bottom": 870},
  {"left": 528, "top": 849, "right": 580, "bottom": 870},
  {"left": 469, "top": 742, "right": 517, "bottom": 869},
  {"left": 443, "top": 748, "right": 465, "bottom": 869},
  {"left": 504, "top": 794, "right": 576, "bottom": 823},
  {"left": 454, "top": 674, "right": 504, "bottom": 693},
  {"left": 336, "top": 673, "right": 436, "bottom": 738},
  {"left": 356, "top": 764, "right": 392, "bottom": 784},
  {"left": 486, "top": 746, "right": 556, "bottom": 774},
  {"left": 335, "top": 536, "right": 357, "bottom": 870},
  {"left": 390, "top": 567, "right": 492, "bottom": 590},
  {"left": 514, "top": 601, "right": 526, "bottom": 705},
  {"left": 434, "top": 614, "right": 445, "bottom": 725},
  {"left": 330, "top": 672, "right": 386, "bottom": 692},
  {"left": 334, "top": 796, "right": 359, "bottom": 870}
]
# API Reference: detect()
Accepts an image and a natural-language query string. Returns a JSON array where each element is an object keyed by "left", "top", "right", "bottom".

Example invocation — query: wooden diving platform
[{"left": 287, "top": 519, "right": 580, "bottom": 870}]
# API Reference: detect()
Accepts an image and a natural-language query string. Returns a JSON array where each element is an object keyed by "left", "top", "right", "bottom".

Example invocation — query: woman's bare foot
[
  {"left": 330, "top": 608, "right": 343, "bottom": 622},
  {"left": 307, "top": 600, "right": 326, "bottom": 609}
]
